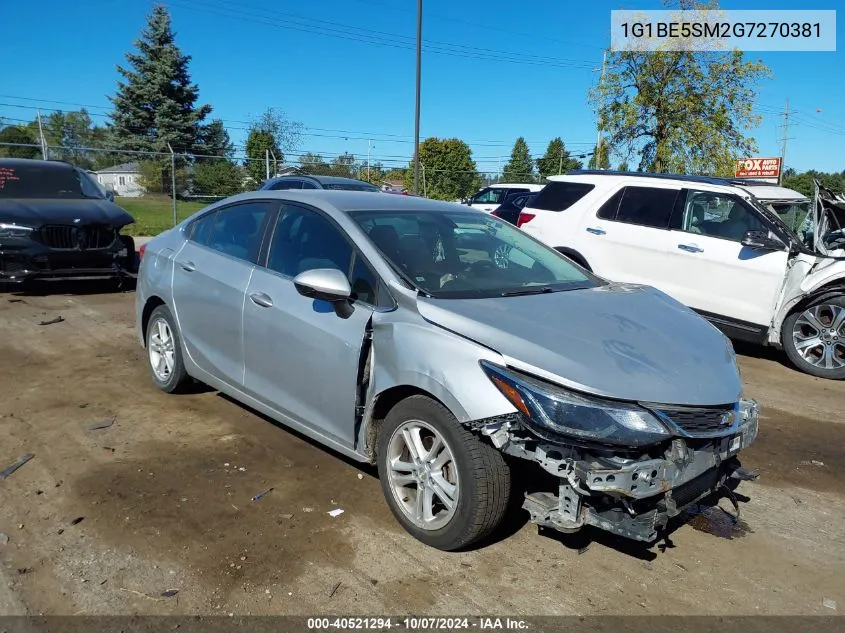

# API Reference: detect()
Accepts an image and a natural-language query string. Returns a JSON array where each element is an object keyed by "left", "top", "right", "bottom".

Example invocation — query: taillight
[
  {"left": 516, "top": 212, "right": 535, "bottom": 227},
  {"left": 138, "top": 243, "right": 147, "bottom": 259}
]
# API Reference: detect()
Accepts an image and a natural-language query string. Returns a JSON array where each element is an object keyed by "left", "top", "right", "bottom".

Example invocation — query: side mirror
[
  {"left": 741, "top": 230, "right": 785, "bottom": 251},
  {"left": 293, "top": 268, "right": 352, "bottom": 303}
]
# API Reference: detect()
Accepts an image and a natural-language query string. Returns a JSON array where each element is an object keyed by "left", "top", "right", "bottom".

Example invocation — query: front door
[
  {"left": 171, "top": 200, "right": 275, "bottom": 385},
  {"left": 242, "top": 203, "right": 384, "bottom": 448},
  {"left": 661, "top": 189, "right": 790, "bottom": 327}
]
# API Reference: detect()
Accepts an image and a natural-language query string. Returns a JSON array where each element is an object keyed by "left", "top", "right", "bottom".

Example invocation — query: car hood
[
  {"left": 0, "top": 199, "right": 135, "bottom": 227},
  {"left": 416, "top": 283, "right": 742, "bottom": 406}
]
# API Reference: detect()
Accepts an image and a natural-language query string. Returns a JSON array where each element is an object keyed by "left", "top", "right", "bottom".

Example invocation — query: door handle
[
  {"left": 677, "top": 244, "right": 703, "bottom": 253},
  {"left": 180, "top": 260, "right": 196, "bottom": 272},
  {"left": 249, "top": 292, "right": 273, "bottom": 308},
  {"left": 586, "top": 227, "right": 606, "bottom": 235}
]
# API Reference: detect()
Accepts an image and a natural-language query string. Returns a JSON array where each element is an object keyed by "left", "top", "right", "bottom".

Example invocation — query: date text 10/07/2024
[{"left": 306, "top": 617, "right": 530, "bottom": 630}]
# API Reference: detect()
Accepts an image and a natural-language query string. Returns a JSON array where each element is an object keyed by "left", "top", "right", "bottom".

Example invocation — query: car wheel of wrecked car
[
  {"left": 782, "top": 296, "right": 845, "bottom": 380},
  {"left": 377, "top": 395, "right": 511, "bottom": 551},
  {"left": 119, "top": 235, "right": 138, "bottom": 273},
  {"left": 146, "top": 304, "right": 191, "bottom": 393}
]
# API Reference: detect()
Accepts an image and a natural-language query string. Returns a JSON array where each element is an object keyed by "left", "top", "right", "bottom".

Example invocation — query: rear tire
[
  {"left": 145, "top": 304, "right": 190, "bottom": 393},
  {"left": 376, "top": 395, "right": 511, "bottom": 551},
  {"left": 781, "top": 295, "right": 845, "bottom": 380}
]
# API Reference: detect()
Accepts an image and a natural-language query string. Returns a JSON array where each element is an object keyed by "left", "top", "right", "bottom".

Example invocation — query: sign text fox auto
[{"left": 734, "top": 157, "right": 782, "bottom": 179}]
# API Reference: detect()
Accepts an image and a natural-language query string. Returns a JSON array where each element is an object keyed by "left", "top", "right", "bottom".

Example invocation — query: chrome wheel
[
  {"left": 792, "top": 303, "right": 845, "bottom": 370},
  {"left": 493, "top": 244, "right": 511, "bottom": 269},
  {"left": 385, "top": 420, "right": 459, "bottom": 531},
  {"left": 148, "top": 317, "right": 176, "bottom": 382}
]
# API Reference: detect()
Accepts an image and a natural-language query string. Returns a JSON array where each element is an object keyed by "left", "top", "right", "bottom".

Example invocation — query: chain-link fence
[{"left": 0, "top": 141, "right": 548, "bottom": 235}]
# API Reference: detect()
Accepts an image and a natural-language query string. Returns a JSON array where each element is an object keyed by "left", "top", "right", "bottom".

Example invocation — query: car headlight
[
  {"left": 480, "top": 360, "right": 670, "bottom": 447},
  {"left": 738, "top": 398, "right": 760, "bottom": 446},
  {"left": 0, "top": 223, "right": 35, "bottom": 238}
]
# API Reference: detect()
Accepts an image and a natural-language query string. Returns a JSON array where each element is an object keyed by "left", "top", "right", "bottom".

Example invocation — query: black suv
[{"left": 260, "top": 174, "right": 381, "bottom": 192}]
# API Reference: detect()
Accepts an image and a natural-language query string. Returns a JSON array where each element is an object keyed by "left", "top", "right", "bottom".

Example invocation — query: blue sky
[{"left": 1, "top": 0, "right": 842, "bottom": 173}]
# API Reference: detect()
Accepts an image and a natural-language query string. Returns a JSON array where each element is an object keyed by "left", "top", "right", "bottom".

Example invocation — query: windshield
[
  {"left": 0, "top": 163, "right": 104, "bottom": 200},
  {"left": 350, "top": 209, "right": 600, "bottom": 299},
  {"left": 764, "top": 199, "right": 813, "bottom": 239},
  {"left": 745, "top": 196, "right": 804, "bottom": 241},
  {"left": 323, "top": 183, "right": 380, "bottom": 192}
]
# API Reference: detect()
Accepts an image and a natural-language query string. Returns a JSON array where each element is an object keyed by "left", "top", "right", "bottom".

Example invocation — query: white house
[{"left": 95, "top": 162, "right": 145, "bottom": 197}]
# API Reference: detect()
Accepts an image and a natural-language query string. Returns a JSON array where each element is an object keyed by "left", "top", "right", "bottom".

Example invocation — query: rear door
[
  {"left": 171, "top": 200, "right": 276, "bottom": 386},
  {"left": 575, "top": 184, "right": 681, "bottom": 286},
  {"left": 468, "top": 187, "right": 507, "bottom": 213},
  {"left": 242, "top": 202, "right": 386, "bottom": 447}
]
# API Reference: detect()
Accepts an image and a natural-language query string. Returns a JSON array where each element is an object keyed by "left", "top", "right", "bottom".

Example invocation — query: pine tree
[
  {"left": 588, "top": 139, "right": 611, "bottom": 169},
  {"left": 536, "top": 137, "right": 582, "bottom": 180},
  {"left": 109, "top": 4, "right": 211, "bottom": 153},
  {"left": 501, "top": 137, "right": 534, "bottom": 183}
]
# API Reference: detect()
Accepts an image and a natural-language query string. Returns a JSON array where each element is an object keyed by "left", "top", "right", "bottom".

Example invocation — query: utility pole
[
  {"left": 558, "top": 146, "right": 563, "bottom": 174},
  {"left": 367, "top": 139, "right": 371, "bottom": 180},
  {"left": 413, "top": 0, "right": 422, "bottom": 195},
  {"left": 779, "top": 97, "right": 790, "bottom": 186},
  {"left": 36, "top": 109, "right": 48, "bottom": 160},
  {"left": 265, "top": 149, "right": 270, "bottom": 181},
  {"left": 167, "top": 143, "right": 177, "bottom": 227},
  {"left": 595, "top": 50, "right": 607, "bottom": 170}
]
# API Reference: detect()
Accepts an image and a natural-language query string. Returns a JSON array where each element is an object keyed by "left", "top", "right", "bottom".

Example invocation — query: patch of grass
[{"left": 116, "top": 195, "right": 208, "bottom": 236}]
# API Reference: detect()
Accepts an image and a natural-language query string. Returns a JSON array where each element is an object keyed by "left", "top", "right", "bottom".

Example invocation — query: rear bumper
[{"left": 0, "top": 240, "right": 130, "bottom": 282}]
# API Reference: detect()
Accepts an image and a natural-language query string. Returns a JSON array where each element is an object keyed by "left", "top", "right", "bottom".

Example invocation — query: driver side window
[
  {"left": 472, "top": 188, "right": 503, "bottom": 204},
  {"left": 680, "top": 190, "right": 767, "bottom": 242}
]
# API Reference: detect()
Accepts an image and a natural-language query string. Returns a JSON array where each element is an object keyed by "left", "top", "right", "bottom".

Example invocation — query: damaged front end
[{"left": 473, "top": 361, "right": 760, "bottom": 543}]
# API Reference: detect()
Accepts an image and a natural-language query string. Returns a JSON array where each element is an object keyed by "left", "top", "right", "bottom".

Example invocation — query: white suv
[{"left": 517, "top": 171, "right": 845, "bottom": 380}]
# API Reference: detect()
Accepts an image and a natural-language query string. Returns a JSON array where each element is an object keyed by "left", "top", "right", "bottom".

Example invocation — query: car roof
[
  {"left": 0, "top": 157, "right": 77, "bottom": 171},
  {"left": 268, "top": 174, "right": 375, "bottom": 186},
  {"left": 733, "top": 183, "right": 808, "bottom": 201},
  {"left": 224, "top": 189, "right": 472, "bottom": 214}
]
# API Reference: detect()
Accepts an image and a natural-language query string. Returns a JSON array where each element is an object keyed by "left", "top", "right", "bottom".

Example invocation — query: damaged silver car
[{"left": 135, "top": 191, "right": 760, "bottom": 551}]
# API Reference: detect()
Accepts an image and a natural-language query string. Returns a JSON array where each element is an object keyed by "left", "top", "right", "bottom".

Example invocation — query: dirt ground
[{"left": 0, "top": 280, "right": 843, "bottom": 617}]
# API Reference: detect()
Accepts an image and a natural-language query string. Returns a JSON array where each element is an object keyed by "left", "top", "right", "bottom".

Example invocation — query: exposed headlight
[
  {"left": 0, "top": 223, "right": 35, "bottom": 238},
  {"left": 738, "top": 398, "right": 760, "bottom": 447},
  {"left": 480, "top": 360, "right": 670, "bottom": 447}
]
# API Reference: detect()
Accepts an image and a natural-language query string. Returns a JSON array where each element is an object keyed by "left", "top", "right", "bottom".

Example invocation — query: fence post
[
  {"left": 265, "top": 149, "right": 270, "bottom": 181},
  {"left": 167, "top": 143, "right": 177, "bottom": 227},
  {"left": 421, "top": 164, "right": 427, "bottom": 198}
]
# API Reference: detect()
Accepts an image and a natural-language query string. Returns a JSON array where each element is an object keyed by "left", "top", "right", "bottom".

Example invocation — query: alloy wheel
[
  {"left": 792, "top": 303, "right": 845, "bottom": 370},
  {"left": 385, "top": 420, "right": 459, "bottom": 531},
  {"left": 148, "top": 317, "right": 176, "bottom": 382}
]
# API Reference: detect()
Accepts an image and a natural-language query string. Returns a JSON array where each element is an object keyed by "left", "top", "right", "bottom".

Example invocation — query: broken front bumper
[
  {"left": 0, "top": 237, "right": 130, "bottom": 282},
  {"left": 481, "top": 402, "right": 760, "bottom": 543}
]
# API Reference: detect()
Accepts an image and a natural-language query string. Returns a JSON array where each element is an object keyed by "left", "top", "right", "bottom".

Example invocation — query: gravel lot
[{"left": 0, "top": 280, "right": 843, "bottom": 616}]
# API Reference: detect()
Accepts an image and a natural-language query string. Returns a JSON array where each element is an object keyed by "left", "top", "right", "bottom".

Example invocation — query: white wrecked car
[{"left": 518, "top": 172, "right": 845, "bottom": 379}]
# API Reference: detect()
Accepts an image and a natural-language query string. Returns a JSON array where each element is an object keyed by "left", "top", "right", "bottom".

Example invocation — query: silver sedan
[{"left": 135, "top": 190, "right": 760, "bottom": 551}]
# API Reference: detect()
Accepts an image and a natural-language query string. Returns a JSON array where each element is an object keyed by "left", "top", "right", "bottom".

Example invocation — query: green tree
[
  {"left": 383, "top": 167, "right": 409, "bottom": 183},
  {"left": 536, "top": 137, "right": 581, "bottom": 179},
  {"left": 587, "top": 139, "right": 611, "bottom": 169},
  {"left": 330, "top": 152, "right": 356, "bottom": 178},
  {"left": 589, "top": 1, "right": 771, "bottom": 175},
  {"left": 244, "top": 108, "right": 302, "bottom": 184},
  {"left": 197, "top": 119, "right": 234, "bottom": 157},
  {"left": 403, "top": 138, "right": 480, "bottom": 200},
  {"left": 192, "top": 159, "right": 244, "bottom": 197},
  {"left": 0, "top": 126, "right": 40, "bottom": 159},
  {"left": 360, "top": 161, "right": 384, "bottom": 184},
  {"left": 617, "top": 161, "right": 631, "bottom": 172},
  {"left": 299, "top": 152, "right": 333, "bottom": 175},
  {"left": 109, "top": 4, "right": 211, "bottom": 153},
  {"left": 138, "top": 159, "right": 189, "bottom": 195},
  {"left": 501, "top": 137, "right": 534, "bottom": 182},
  {"left": 782, "top": 170, "right": 845, "bottom": 198}
]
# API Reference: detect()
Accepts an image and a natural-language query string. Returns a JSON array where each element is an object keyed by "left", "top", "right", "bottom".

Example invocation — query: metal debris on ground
[
  {"left": 161, "top": 589, "right": 179, "bottom": 598},
  {"left": 279, "top": 513, "right": 294, "bottom": 520},
  {"left": 38, "top": 316, "right": 64, "bottom": 326},
  {"left": 85, "top": 416, "right": 115, "bottom": 431},
  {"left": 302, "top": 507, "right": 314, "bottom": 513},
  {"left": 357, "top": 473, "right": 363, "bottom": 480},
  {"left": 0, "top": 533, "right": 8, "bottom": 545},
  {"left": 8, "top": 298, "right": 24, "bottom": 303},
  {"left": 251, "top": 487, "right": 274, "bottom": 502},
  {"left": 328, "top": 581, "right": 342, "bottom": 598},
  {"left": 70, "top": 517, "right": 85, "bottom": 526},
  {"left": 327, "top": 508, "right": 345, "bottom": 518},
  {"left": 823, "top": 598, "right": 837, "bottom": 610},
  {"left": 0, "top": 453, "right": 35, "bottom": 480}
]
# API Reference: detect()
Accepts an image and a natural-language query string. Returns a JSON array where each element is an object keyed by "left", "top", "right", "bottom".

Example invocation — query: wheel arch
[
  {"left": 554, "top": 247, "right": 591, "bottom": 271},
  {"left": 141, "top": 295, "right": 167, "bottom": 345}
]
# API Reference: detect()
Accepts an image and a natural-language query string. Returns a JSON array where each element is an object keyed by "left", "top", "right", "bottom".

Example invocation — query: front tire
[
  {"left": 376, "top": 395, "right": 511, "bottom": 551},
  {"left": 145, "top": 304, "right": 190, "bottom": 393},
  {"left": 782, "top": 296, "right": 845, "bottom": 380}
]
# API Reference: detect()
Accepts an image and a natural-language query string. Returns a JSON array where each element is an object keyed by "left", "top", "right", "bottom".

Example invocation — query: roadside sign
[{"left": 734, "top": 157, "right": 782, "bottom": 179}]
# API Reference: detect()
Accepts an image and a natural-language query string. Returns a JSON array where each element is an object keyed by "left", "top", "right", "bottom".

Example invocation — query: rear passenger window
[
  {"left": 613, "top": 186, "right": 679, "bottom": 229},
  {"left": 596, "top": 189, "right": 624, "bottom": 220},
  {"left": 529, "top": 182, "right": 595, "bottom": 211},
  {"left": 189, "top": 211, "right": 218, "bottom": 245},
  {"left": 205, "top": 201, "right": 274, "bottom": 262}
]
